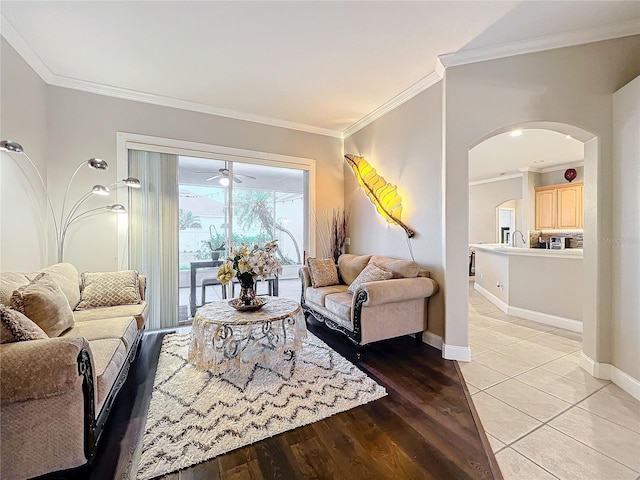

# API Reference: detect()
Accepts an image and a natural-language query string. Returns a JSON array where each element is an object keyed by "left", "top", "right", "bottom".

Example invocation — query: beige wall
[
  {"left": 443, "top": 36, "right": 640, "bottom": 360},
  {"left": 509, "top": 255, "right": 583, "bottom": 321},
  {"left": 344, "top": 84, "right": 445, "bottom": 338},
  {"left": 0, "top": 38, "right": 49, "bottom": 271},
  {"left": 540, "top": 165, "right": 584, "bottom": 186},
  {"left": 1, "top": 40, "right": 343, "bottom": 273},
  {"left": 469, "top": 177, "right": 522, "bottom": 244},
  {"left": 475, "top": 249, "right": 510, "bottom": 304},
  {"left": 611, "top": 75, "right": 640, "bottom": 381}
]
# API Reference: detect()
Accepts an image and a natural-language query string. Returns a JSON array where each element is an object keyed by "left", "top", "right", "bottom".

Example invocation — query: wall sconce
[
  {"left": 344, "top": 154, "right": 414, "bottom": 238},
  {"left": 1, "top": 140, "right": 140, "bottom": 262}
]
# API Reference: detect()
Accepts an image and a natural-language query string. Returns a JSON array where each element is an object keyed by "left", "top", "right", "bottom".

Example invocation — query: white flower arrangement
[{"left": 217, "top": 240, "right": 283, "bottom": 286}]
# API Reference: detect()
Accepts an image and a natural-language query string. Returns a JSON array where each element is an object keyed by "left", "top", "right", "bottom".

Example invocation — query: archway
[
  {"left": 444, "top": 120, "right": 602, "bottom": 377},
  {"left": 472, "top": 122, "right": 600, "bottom": 368}
]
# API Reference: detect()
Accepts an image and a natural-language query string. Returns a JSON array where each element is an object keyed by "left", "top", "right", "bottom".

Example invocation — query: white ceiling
[
  {"left": 2, "top": 0, "right": 639, "bottom": 137},
  {"left": 469, "top": 129, "right": 584, "bottom": 182},
  {"left": 1, "top": 2, "right": 637, "bottom": 181}
]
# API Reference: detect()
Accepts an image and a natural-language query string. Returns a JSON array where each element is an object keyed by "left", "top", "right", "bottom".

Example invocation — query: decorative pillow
[
  {"left": 307, "top": 258, "right": 339, "bottom": 288},
  {"left": 338, "top": 254, "right": 372, "bottom": 285},
  {"left": 10, "top": 273, "right": 75, "bottom": 337},
  {"left": 369, "top": 255, "right": 420, "bottom": 279},
  {"left": 348, "top": 263, "right": 393, "bottom": 293},
  {"left": 0, "top": 304, "right": 48, "bottom": 343},
  {"left": 76, "top": 270, "right": 141, "bottom": 310}
]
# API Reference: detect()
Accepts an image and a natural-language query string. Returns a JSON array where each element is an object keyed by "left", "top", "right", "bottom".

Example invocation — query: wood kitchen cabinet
[{"left": 535, "top": 182, "right": 583, "bottom": 229}]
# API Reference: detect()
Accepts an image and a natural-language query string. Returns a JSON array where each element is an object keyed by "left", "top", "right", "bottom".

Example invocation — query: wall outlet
[
  {"left": 479, "top": 272, "right": 484, "bottom": 280},
  {"left": 345, "top": 237, "right": 351, "bottom": 246},
  {"left": 496, "top": 281, "right": 503, "bottom": 290}
]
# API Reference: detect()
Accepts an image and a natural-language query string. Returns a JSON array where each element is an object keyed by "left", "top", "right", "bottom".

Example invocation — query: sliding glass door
[{"left": 178, "top": 156, "right": 308, "bottom": 322}]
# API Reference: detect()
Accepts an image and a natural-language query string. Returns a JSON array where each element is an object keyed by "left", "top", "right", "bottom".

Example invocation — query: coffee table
[{"left": 188, "top": 296, "right": 307, "bottom": 374}]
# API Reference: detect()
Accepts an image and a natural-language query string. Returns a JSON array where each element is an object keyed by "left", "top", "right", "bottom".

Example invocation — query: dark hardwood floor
[{"left": 85, "top": 317, "right": 501, "bottom": 480}]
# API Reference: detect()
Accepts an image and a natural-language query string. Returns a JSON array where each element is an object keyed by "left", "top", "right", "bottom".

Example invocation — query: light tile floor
[{"left": 462, "top": 281, "right": 640, "bottom": 480}]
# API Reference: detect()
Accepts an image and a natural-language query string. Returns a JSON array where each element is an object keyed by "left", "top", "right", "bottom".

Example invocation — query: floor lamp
[{"left": 1, "top": 140, "right": 140, "bottom": 262}]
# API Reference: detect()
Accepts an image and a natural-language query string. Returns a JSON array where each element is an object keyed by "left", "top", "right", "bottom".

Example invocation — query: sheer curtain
[{"left": 128, "top": 150, "right": 179, "bottom": 330}]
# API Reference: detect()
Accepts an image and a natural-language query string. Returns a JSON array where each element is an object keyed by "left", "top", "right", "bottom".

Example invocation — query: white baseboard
[
  {"left": 474, "top": 283, "right": 582, "bottom": 332},
  {"left": 507, "top": 306, "right": 582, "bottom": 332},
  {"left": 422, "top": 331, "right": 443, "bottom": 350},
  {"left": 443, "top": 343, "right": 471, "bottom": 362},
  {"left": 580, "top": 353, "right": 640, "bottom": 401},
  {"left": 474, "top": 283, "right": 509, "bottom": 312}
]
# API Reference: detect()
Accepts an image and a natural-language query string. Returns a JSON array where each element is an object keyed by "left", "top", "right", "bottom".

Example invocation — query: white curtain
[{"left": 128, "top": 150, "right": 179, "bottom": 330}]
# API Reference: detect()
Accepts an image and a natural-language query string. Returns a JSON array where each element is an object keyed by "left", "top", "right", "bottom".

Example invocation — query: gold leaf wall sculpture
[{"left": 344, "top": 154, "right": 415, "bottom": 238}]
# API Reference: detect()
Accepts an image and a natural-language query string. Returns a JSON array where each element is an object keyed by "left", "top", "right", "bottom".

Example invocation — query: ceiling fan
[{"left": 196, "top": 168, "right": 256, "bottom": 185}]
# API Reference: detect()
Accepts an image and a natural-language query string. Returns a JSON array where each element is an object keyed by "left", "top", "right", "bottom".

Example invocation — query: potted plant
[{"left": 205, "top": 225, "right": 226, "bottom": 261}]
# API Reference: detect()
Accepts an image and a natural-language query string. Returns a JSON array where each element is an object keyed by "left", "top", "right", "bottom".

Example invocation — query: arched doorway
[{"left": 468, "top": 122, "right": 599, "bottom": 369}]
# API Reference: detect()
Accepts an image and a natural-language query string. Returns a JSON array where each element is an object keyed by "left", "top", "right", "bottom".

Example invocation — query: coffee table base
[{"left": 188, "top": 298, "right": 307, "bottom": 374}]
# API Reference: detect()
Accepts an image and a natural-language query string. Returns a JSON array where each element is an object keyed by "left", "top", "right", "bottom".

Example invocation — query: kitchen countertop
[{"left": 472, "top": 244, "right": 583, "bottom": 259}]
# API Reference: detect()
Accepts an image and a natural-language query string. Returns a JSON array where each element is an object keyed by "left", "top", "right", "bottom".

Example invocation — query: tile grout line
[
  {"left": 544, "top": 423, "right": 640, "bottom": 475},
  {"left": 468, "top": 292, "right": 640, "bottom": 478},
  {"left": 466, "top": 347, "right": 588, "bottom": 397},
  {"left": 480, "top": 371, "right": 614, "bottom": 478}
]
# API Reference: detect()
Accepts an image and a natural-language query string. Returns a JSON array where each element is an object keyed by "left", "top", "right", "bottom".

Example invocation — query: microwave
[{"left": 549, "top": 237, "right": 570, "bottom": 250}]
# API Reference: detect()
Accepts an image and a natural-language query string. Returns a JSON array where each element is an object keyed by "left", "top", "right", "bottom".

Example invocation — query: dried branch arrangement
[
  {"left": 312, "top": 208, "right": 349, "bottom": 263},
  {"left": 330, "top": 208, "right": 349, "bottom": 264}
]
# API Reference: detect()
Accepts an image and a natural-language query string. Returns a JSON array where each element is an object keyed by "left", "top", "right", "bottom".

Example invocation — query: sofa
[
  {"left": 0, "top": 263, "right": 148, "bottom": 480},
  {"left": 299, "top": 254, "right": 438, "bottom": 352}
]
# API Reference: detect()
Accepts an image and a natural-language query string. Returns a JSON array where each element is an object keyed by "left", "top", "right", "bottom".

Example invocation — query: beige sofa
[
  {"left": 300, "top": 254, "right": 438, "bottom": 352},
  {"left": 0, "top": 263, "right": 148, "bottom": 480}
]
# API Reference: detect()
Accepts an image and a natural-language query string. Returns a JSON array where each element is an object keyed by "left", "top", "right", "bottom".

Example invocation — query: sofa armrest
[
  {"left": 356, "top": 277, "right": 438, "bottom": 307},
  {"left": 299, "top": 266, "right": 311, "bottom": 288},
  {"left": 299, "top": 266, "right": 312, "bottom": 293},
  {"left": 0, "top": 336, "right": 91, "bottom": 405},
  {"left": 138, "top": 274, "right": 147, "bottom": 300}
]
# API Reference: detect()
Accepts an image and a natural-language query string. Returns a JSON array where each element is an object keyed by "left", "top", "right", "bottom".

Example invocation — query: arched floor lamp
[{"left": 1, "top": 140, "right": 140, "bottom": 262}]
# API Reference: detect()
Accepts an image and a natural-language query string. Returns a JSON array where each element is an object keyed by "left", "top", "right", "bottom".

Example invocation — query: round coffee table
[{"left": 188, "top": 296, "right": 307, "bottom": 374}]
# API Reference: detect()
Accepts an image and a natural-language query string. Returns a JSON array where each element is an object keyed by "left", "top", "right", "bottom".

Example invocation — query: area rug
[{"left": 136, "top": 332, "right": 386, "bottom": 479}]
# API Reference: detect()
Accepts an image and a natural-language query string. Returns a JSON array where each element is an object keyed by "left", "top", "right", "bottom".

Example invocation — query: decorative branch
[
  {"left": 344, "top": 154, "right": 415, "bottom": 238},
  {"left": 330, "top": 208, "right": 349, "bottom": 264}
]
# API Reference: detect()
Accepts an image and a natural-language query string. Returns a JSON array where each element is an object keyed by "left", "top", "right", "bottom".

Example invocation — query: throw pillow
[
  {"left": 348, "top": 263, "right": 393, "bottom": 293},
  {"left": 338, "top": 254, "right": 372, "bottom": 285},
  {"left": 0, "top": 304, "right": 48, "bottom": 343},
  {"left": 307, "top": 258, "right": 339, "bottom": 288},
  {"left": 76, "top": 270, "right": 141, "bottom": 309},
  {"left": 10, "top": 273, "right": 75, "bottom": 337}
]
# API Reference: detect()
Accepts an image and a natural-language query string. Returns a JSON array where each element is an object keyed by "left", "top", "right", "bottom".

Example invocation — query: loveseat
[
  {"left": 0, "top": 263, "right": 148, "bottom": 480},
  {"left": 300, "top": 254, "right": 438, "bottom": 352}
]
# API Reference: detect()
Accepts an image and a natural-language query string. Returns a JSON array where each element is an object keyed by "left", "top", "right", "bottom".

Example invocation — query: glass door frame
[{"left": 116, "top": 132, "right": 316, "bottom": 270}]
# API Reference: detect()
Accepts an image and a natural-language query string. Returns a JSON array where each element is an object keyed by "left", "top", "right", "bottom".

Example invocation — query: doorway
[{"left": 497, "top": 205, "right": 515, "bottom": 244}]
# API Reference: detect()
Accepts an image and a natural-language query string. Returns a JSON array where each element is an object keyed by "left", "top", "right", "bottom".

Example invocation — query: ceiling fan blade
[
  {"left": 237, "top": 174, "right": 257, "bottom": 180},
  {"left": 233, "top": 176, "right": 243, "bottom": 184},
  {"left": 206, "top": 175, "right": 222, "bottom": 181}
]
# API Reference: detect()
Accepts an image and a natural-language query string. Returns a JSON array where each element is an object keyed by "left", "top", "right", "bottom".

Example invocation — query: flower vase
[{"left": 238, "top": 278, "right": 257, "bottom": 306}]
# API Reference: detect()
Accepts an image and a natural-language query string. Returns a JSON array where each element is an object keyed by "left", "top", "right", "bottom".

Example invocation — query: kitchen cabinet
[{"left": 535, "top": 182, "right": 583, "bottom": 230}]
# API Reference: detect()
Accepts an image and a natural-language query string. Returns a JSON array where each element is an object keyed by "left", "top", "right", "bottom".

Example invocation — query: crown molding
[
  {"left": 47, "top": 75, "right": 343, "bottom": 138},
  {"left": 469, "top": 172, "right": 522, "bottom": 186},
  {"left": 439, "top": 18, "right": 640, "bottom": 68},
  {"left": 1, "top": 14, "right": 342, "bottom": 139},
  {"left": 1, "top": 14, "right": 55, "bottom": 83},
  {"left": 343, "top": 70, "right": 442, "bottom": 138}
]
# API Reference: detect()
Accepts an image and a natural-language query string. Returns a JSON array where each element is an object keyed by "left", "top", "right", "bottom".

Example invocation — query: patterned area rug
[{"left": 136, "top": 333, "right": 386, "bottom": 479}]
